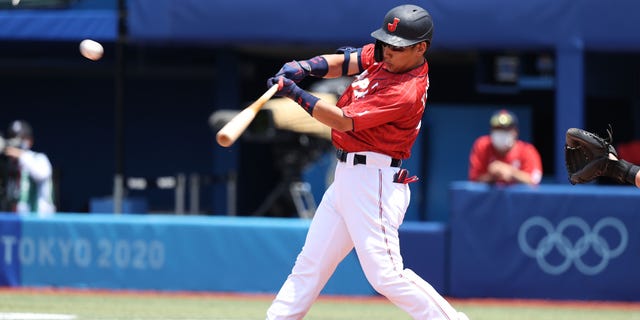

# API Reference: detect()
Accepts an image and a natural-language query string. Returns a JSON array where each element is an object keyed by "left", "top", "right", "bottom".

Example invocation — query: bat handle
[{"left": 249, "top": 84, "right": 279, "bottom": 112}]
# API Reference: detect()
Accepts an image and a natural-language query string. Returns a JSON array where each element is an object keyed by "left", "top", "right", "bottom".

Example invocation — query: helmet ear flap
[{"left": 374, "top": 41, "right": 383, "bottom": 62}]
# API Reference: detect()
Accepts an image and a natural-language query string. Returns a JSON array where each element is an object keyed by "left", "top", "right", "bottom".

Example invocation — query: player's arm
[
  {"left": 272, "top": 47, "right": 364, "bottom": 82},
  {"left": 509, "top": 167, "right": 537, "bottom": 185},
  {"left": 6, "top": 148, "right": 52, "bottom": 182},
  {"left": 487, "top": 160, "right": 538, "bottom": 185},
  {"left": 266, "top": 77, "right": 354, "bottom": 132},
  {"left": 608, "top": 153, "right": 640, "bottom": 188},
  {"left": 468, "top": 140, "right": 495, "bottom": 182},
  {"left": 311, "top": 99, "right": 353, "bottom": 131},
  {"left": 473, "top": 171, "right": 496, "bottom": 183},
  {"left": 322, "top": 52, "right": 360, "bottom": 78}
]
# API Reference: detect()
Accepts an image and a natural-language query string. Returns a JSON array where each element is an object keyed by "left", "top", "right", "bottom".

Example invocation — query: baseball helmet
[
  {"left": 7, "top": 120, "right": 33, "bottom": 139},
  {"left": 371, "top": 4, "right": 434, "bottom": 47},
  {"left": 490, "top": 110, "right": 519, "bottom": 129}
]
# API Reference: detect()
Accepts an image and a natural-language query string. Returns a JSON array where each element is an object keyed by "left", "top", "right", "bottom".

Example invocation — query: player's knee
[{"left": 366, "top": 272, "right": 402, "bottom": 296}]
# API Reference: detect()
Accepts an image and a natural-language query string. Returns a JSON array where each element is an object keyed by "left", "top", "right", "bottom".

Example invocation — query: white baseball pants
[{"left": 266, "top": 152, "right": 462, "bottom": 320}]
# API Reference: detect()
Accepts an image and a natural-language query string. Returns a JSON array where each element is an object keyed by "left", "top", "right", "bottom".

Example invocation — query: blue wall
[
  {"left": 424, "top": 105, "right": 532, "bottom": 222},
  {"left": 0, "top": 213, "right": 448, "bottom": 295},
  {"left": 449, "top": 182, "right": 640, "bottom": 301},
  {"left": 4, "top": 182, "right": 640, "bottom": 302}
]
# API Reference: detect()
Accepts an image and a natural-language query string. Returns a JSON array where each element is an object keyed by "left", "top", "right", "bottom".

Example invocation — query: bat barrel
[
  {"left": 215, "top": 84, "right": 279, "bottom": 147},
  {"left": 216, "top": 132, "right": 234, "bottom": 147}
]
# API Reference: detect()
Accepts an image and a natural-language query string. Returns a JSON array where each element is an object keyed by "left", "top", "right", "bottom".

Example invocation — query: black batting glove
[
  {"left": 266, "top": 77, "right": 320, "bottom": 115},
  {"left": 274, "top": 57, "right": 329, "bottom": 83}
]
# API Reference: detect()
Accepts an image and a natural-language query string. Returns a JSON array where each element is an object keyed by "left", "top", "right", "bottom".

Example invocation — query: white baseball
[{"left": 79, "top": 39, "right": 104, "bottom": 61}]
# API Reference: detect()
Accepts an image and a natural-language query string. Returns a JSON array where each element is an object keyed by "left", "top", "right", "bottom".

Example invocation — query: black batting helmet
[{"left": 371, "top": 4, "right": 434, "bottom": 47}]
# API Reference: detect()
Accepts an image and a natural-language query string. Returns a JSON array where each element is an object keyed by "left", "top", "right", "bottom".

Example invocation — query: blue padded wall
[{"left": 423, "top": 105, "right": 532, "bottom": 222}]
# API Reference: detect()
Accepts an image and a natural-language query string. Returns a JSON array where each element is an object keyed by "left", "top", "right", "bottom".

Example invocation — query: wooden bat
[{"left": 216, "top": 84, "right": 279, "bottom": 147}]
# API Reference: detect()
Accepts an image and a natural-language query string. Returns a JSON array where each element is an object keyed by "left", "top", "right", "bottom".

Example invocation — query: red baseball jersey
[
  {"left": 332, "top": 43, "right": 429, "bottom": 160},
  {"left": 468, "top": 135, "right": 543, "bottom": 184}
]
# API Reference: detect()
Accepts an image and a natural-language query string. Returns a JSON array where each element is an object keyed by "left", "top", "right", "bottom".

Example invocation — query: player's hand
[
  {"left": 273, "top": 57, "right": 329, "bottom": 82},
  {"left": 266, "top": 76, "right": 319, "bottom": 115},
  {"left": 4, "top": 146, "right": 23, "bottom": 159},
  {"left": 488, "top": 160, "right": 514, "bottom": 182},
  {"left": 274, "top": 60, "right": 310, "bottom": 83},
  {"left": 267, "top": 76, "right": 299, "bottom": 99}
]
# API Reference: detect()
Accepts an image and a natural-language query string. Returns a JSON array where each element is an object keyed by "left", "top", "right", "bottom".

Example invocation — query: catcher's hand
[
  {"left": 565, "top": 127, "right": 639, "bottom": 185},
  {"left": 564, "top": 127, "right": 618, "bottom": 184}
]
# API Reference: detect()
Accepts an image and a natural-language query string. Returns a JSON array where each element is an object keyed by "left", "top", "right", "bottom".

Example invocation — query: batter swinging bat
[{"left": 216, "top": 84, "right": 279, "bottom": 147}]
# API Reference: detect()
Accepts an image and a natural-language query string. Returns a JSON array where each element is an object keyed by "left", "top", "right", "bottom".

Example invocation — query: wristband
[
  {"left": 300, "top": 56, "right": 329, "bottom": 78},
  {"left": 607, "top": 158, "right": 640, "bottom": 185},
  {"left": 290, "top": 87, "right": 320, "bottom": 115},
  {"left": 624, "top": 161, "right": 640, "bottom": 185}
]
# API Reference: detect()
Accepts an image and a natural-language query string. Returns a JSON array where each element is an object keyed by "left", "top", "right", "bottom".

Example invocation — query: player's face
[
  {"left": 381, "top": 42, "right": 427, "bottom": 73},
  {"left": 490, "top": 128, "right": 518, "bottom": 153}
]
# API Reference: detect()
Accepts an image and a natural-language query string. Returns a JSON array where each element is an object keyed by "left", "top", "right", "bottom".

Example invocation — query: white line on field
[{"left": 0, "top": 313, "right": 77, "bottom": 320}]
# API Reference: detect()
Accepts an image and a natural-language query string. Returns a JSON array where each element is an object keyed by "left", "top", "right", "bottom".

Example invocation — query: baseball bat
[{"left": 216, "top": 84, "right": 279, "bottom": 147}]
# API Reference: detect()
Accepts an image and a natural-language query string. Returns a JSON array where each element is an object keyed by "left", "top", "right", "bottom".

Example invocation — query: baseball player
[
  {"left": 468, "top": 109, "right": 543, "bottom": 185},
  {"left": 265, "top": 4, "right": 468, "bottom": 320}
]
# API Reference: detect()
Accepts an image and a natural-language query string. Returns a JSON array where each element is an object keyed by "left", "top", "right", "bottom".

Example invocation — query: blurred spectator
[
  {"left": 1, "top": 120, "right": 55, "bottom": 216},
  {"left": 469, "top": 109, "right": 543, "bottom": 185}
]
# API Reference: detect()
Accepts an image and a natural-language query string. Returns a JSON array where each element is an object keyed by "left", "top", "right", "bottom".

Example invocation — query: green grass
[{"left": 0, "top": 289, "right": 639, "bottom": 320}]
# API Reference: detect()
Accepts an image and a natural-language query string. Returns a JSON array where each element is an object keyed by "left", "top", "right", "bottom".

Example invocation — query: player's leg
[
  {"left": 340, "top": 166, "right": 460, "bottom": 319},
  {"left": 266, "top": 183, "right": 354, "bottom": 320}
]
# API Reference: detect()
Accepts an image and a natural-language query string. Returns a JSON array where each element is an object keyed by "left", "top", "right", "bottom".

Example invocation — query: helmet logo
[{"left": 387, "top": 18, "right": 400, "bottom": 32}]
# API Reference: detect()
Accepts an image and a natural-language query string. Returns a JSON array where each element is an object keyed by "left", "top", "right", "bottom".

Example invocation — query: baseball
[{"left": 79, "top": 39, "right": 104, "bottom": 61}]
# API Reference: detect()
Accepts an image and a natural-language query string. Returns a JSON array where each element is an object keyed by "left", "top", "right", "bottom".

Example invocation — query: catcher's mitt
[{"left": 565, "top": 127, "right": 638, "bottom": 185}]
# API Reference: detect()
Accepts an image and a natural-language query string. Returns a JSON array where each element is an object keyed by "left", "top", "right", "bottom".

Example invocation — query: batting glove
[
  {"left": 274, "top": 56, "right": 329, "bottom": 83},
  {"left": 267, "top": 77, "right": 320, "bottom": 115}
]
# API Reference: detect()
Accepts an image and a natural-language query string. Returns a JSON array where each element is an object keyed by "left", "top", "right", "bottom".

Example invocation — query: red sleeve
[
  {"left": 468, "top": 136, "right": 491, "bottom": 180},
  {"left": 360, "top": 43, "right": 376, "bottom": 70},
  {"left": 520, "top": 143, "right": 543, "bottom": 174}
]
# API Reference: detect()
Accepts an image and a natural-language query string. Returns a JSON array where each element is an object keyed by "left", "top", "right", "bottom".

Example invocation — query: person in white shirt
[{"left": 2, "top": 120, "right": 55, "bottom": 217}]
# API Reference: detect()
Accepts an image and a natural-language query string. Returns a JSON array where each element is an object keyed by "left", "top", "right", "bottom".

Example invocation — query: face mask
[
  {"left": 491, "top": 130, "right": 516, "bottom": 152},
  {"left": 6, "top": 138, "right": 29, "bottom": 150}
]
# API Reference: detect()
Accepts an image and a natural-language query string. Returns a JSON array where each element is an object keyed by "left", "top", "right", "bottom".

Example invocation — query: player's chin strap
[{"left": 373, "top": 41, "right": 384, "bottom": 62}]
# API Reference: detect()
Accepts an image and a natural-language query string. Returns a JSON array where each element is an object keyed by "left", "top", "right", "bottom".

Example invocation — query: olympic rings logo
[{"left": 518, "top": 216, "right": 627, "bottom": 276}]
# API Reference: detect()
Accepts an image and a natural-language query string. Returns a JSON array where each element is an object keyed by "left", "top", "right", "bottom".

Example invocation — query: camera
[
  {"left": 0, "top": 133, "right": 25, "bottom": 153},
  {"left": 0, "top": 133, "right": 22, "bottom": 212}
]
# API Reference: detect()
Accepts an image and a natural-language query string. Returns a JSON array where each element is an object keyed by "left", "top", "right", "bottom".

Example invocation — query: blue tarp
[
  {"left": 0, "top": 10, "right": 116, "bottom": 41},
  {"left": 449, "top": 182, "right": 640, "bottom": 301},
  {"left": 125, "top": 0, "right": 640, "bottom": 51},
  {"left": 1, "top": 0, "right": 640, "bottom": 51}
]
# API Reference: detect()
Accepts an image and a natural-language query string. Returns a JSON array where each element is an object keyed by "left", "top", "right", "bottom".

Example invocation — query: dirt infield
[{"left": 3, "top": 286, "right": 640, "bottom": 311}]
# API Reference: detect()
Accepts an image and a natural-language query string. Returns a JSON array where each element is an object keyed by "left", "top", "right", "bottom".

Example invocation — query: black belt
[{"left": 336, "top": 149, "right": 401, "bottom": 167}]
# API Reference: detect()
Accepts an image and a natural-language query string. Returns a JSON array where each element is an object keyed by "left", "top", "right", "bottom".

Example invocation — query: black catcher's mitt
[{"left": 565, "top": 127, "right": 639, "bottom": 185}]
